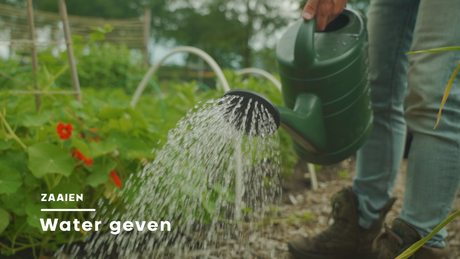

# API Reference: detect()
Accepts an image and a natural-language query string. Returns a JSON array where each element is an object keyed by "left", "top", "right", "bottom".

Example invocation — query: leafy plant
[{"left": 0, "top": 24, "right": 299, "bottom": 257}]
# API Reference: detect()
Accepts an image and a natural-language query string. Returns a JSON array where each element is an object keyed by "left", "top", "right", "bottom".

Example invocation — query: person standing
[{"left": 288, "top": 0, "right": 460, "bottom": 258}]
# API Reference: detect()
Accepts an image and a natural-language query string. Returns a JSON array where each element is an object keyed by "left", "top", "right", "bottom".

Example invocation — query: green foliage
[
  {"left": 28, "top": 143, "right": 75, "bottom": 178},
  {"left": 0, "top": 26, "right": 298, "bottom": 257},
  {"left": 0, "top": 83, "right": 221, "bottom": 257},
  {"left": 0, "top": 168, "right": 22, "bottom": 194}
]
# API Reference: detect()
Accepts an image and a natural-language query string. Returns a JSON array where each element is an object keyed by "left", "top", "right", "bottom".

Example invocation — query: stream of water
[{"left": 67, "top": 95, "right": 282, "bottom": 258}]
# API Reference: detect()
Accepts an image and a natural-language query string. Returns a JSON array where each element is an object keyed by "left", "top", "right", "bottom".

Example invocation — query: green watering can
[{"left": 224, "top": 8, "right": 372, "bottom": 165}]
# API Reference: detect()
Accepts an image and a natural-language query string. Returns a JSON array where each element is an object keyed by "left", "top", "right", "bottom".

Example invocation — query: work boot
[
  {"left": 373, "top": 218, "right": 449, "bottom": 259},
  {"left": 288, "top": 187, "right": 396, "bottom": 259}
]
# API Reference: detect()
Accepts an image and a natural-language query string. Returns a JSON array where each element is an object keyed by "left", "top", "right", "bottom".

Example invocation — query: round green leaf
[
  {"left": 0, "top": 167, "right": 22, "bottom": 194},
  {"left": 25, "top": 203, "right": 47, "bottom": 229},
  {"left": 0, "top": 150, "right": 29, "bottom": 174},
  {"left": 50, "top": 183, "right": 80, "bottom": 209},
  {"left": 28, "top": 143, "right": 74, "bottom": 178},
  {"left": 1, "top": 189, "right": 33, "bottom": 216},
  {"left": 89, "top": 140, "right": 117, "bottom": 158},
  {"left": 22, "top": 114, "right": 49, "bottom": 127},
  {"left": 0, "top": 208, "right": 10, "bottom": 234},
  {"left": 71, "top": 136, "right": 90, "bottom": 157},
  {"left": 0, "top": 139, "right": 13, "bottom": 150},
  {"left": 85, "top": 159, "right": 116, "bottom": 187}
]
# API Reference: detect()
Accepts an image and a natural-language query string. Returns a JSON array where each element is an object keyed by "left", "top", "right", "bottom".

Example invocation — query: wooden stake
[
  {"left": 58, "top": 0, "right": 82, "bottom": 102},
  {"left": 26, "top": 0, "right": 41, "bottom": 111},
  {"left": 142, "top": 8, "right": 151, "bottom": 67}
]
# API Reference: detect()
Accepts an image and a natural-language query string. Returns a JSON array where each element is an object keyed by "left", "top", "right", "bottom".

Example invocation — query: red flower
[
  {"left": 56, "top": 122, "right": 73, "bottom": 140},
  {"left": 85, "top": 157, "right": 93, "bottom": 166},
  {"left": 71, "top": 149, "right": 93, "bottom": 167},
  {"left": 109, "top": 170, "right": 122, "bottom": 188}
]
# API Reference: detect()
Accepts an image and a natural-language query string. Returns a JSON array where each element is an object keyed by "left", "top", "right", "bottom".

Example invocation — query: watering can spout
[
  {"left": 277, "top": 94, "right": 327, "bottom": 153},
  {"left": 222, "top": 90, "right": 326, "bottom": 153}
]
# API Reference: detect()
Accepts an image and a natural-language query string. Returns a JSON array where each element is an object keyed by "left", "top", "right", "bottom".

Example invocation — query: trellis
[{"left": 0, "top": 1, "right": 151, "bottom": 108}]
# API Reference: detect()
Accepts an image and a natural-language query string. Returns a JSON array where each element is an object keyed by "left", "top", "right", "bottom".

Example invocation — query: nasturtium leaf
[
  {"left": 0, "top": 208, "right": 10, "bottom": 234},
  {"left": 85, "top": 159, "right": 116, "bottom": 187},
  {"left": 102, "top": 119, "right": 119, "bottom": 133},
  {"left": 71, "top": 136, "right": 90, "bottom": 157},
  {"left": 0, "top": 150, "right": 29, "bottom": 173},
  {"left": 0, "top": 167, "right": 22, "bottom": 194},
  {"left": 18, "top": 138, "right": 37, "bottom": 147},
  {"left": 106, "top": 132, "right": 127, "bottom": 150},
  {"left": 88, "top": 141, "right": 117, "bottom": 158},
  {"left": 1, "top": 189, "right": 34, "bottom": 216},
  {"left": 0, "top": 139, "right": 13, "bottom": 150},
  {"left": 85, "top": 172, "right": 110, "bottom": 188},
  {"left": 125, "top": 107, "right": 148, "bottom": 128},
  {"left": 22, "top": 114, "right": 49, "bottom": 127},
  {"left": 25, "top": 203, "right": 47, "bottom": 229},
  {"left": 23, "top": 174, "right": 40, "bottom": 188},
  {"left": 28, "top": 143, "right": 74, "bottom": 178},
  {"left": 36, "top": 125, "right": 56, "bottom": 141},
  {"left": 119, "top": 117, "right": 133, "bottom": 132},
  {"left": 50, "top": 183, "right": 80, "bottom": 209}
]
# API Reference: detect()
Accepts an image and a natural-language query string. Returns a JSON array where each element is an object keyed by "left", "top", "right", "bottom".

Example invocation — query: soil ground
[{"left": 239, "top": 157, "right": 460, "bottom": 258}]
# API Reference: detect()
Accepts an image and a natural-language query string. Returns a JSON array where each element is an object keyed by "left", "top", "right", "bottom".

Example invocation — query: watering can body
[{"left": 276, "top": 9, "right": 372, "bottom": 165}]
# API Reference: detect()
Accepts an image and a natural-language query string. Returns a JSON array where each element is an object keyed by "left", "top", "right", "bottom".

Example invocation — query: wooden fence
[{"left": 0, "top": 3, "right": 150, "bottom": 53}]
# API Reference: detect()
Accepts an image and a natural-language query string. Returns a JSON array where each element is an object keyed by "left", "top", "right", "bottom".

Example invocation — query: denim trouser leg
[
  {"left": 353, "top": 0, "right": 460, "bottom": 248},
  {"left": 353, "top": 0, "right": 419, "bottom": 230},
  {"left": 400, "top": 0, "right": 460, "bottom": 248}
]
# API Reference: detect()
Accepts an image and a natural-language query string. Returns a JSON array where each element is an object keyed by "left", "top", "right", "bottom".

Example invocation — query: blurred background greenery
[{"left": 1, "top": 0, "right": 369, "bottom": 72}]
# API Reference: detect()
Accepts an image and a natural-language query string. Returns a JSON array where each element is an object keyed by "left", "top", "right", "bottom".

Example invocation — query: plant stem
[
  {"left": 29, "top": 234, "right": 38, "bottom": 259},
  {"left": 11, "top": 221, "right": 27, "bottom": 250},
  {"left": 43, "top": 174, "right": 52, "bottom": 192},
  {"left": 0, "top": 241, "right": 10, "bottom": 249},
  {"left": 0, "top": 109, "right": 27, "bottom": 150},
  {"left": 53, "top": 174, "right": 63, "bottom": 188}
]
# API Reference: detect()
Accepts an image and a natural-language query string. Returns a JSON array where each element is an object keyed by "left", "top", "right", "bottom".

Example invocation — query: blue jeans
[{"left": 352, "top": 0, "right": 460, "bottom": 248}]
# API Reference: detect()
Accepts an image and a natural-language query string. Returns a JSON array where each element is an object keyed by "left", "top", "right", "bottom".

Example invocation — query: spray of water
[{"left": 72, "top": 95, "right": 282, "bottom": 258}]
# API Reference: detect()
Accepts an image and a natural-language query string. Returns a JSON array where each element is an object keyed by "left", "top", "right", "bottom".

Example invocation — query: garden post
[
  {"left": 26, "top": 0, "right": 41, "bottom": 110},
  {"left": 58, "top": 0, "right": 82, "bottom": 102},
  {"left": 142, "top": 8, "right": 151, "bottom": 67}
]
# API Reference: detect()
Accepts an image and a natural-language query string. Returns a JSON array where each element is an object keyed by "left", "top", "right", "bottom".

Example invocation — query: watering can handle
[{"left": 294, "top": 18, "right": 317, "bottom": 67}]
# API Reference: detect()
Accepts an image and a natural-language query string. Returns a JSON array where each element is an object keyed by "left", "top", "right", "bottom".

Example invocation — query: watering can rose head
[{"left": 222, "top": 89, "right": 280, "bottom": 137}]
